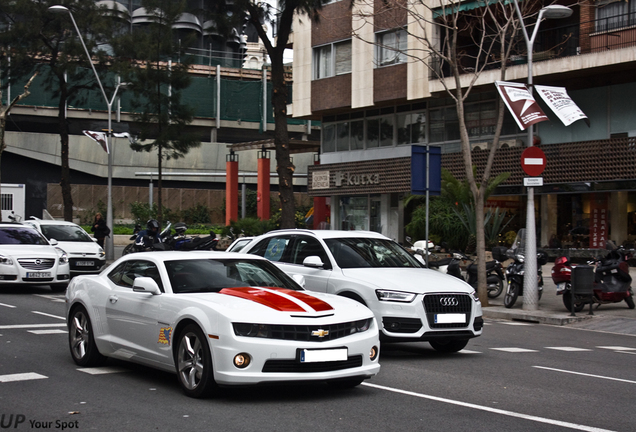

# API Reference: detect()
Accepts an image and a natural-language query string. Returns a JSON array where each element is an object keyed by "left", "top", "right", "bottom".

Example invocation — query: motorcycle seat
[{"left": 428, "top": 257, "right": 454, "bottom": 268}]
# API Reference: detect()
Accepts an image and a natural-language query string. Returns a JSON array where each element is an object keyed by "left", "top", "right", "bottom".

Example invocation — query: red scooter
[{"left": 551, "top": 248, "right": 635, "bottom": 312}]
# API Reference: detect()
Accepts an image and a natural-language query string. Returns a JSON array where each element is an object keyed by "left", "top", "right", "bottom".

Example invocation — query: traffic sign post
[{"left": 520, "top": 146, "right": 546, "bottom": 311}]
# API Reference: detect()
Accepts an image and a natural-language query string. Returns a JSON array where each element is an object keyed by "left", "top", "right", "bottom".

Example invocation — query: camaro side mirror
[
  {"left": 291, "top": 273, "right": 306, "bottom": 288},
  {"left": 133, "top": 277, "right": 162, "bottom": 295}
]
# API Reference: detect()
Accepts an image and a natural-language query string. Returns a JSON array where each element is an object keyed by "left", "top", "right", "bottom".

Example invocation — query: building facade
[{"left": 291, "top": 0, "right": 636, "bottom": 248}]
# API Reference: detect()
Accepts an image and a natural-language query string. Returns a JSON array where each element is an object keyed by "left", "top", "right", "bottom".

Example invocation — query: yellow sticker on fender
[{"left": 158, "top": 327, "right": 172, "bottom": 345}]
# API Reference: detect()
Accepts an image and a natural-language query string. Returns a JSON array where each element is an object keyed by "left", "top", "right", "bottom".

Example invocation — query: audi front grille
[
  {"left": 17, "top": 258, "right": 55, "bottom": 270},
  {"left": 422, "top": 294, "right": 472, "bottom": 329}
]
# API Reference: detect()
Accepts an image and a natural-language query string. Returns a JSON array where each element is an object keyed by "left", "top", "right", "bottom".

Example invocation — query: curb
[{"left": 482, "top": 306, "right": 594, "bottom": 325}]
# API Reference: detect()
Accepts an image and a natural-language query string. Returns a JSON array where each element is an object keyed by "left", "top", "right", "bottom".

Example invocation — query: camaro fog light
[
  {"left": 370, "top": 346, "right": 379, "bottom": 361},
  {"left": 233, "top": 353, "right": 251, "bottom": 369}
]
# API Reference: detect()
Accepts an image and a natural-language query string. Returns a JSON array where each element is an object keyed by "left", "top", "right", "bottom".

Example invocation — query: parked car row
[{"left": 0, "top": 218, "right": 106, "bottom": 292}]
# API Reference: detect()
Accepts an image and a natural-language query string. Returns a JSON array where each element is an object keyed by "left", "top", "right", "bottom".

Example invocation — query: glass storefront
[{"left": 339, "top": 195, "right": 382, "bottom": 233}]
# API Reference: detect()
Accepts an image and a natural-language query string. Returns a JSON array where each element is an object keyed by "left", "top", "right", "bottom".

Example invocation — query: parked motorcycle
[
  {"left": 551, "top": 247, "right": 635, "bottom": 312},
  {"left": 503, "top": 230, "right": 548, "bottom": 308},
  {"left": 165, "top": 222, "right": 218, "bottom": 251},
  {"left": 122, "top": 222, "right": 172, "bottom": 255},
  {"left": 428, "top": 250, "right": 506, "bottom": 298}
]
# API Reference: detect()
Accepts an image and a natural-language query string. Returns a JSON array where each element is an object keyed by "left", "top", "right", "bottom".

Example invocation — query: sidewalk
[{"left": 481, "top": 264, "right": 636, "bottom": 335}]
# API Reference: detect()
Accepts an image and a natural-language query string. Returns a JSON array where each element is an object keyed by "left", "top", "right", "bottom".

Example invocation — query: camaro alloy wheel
[
  {"left": 176, "top": 325, "right": 218, "bottom": 398},
  {"left": 68, "top": 306, "right": 105, "bottom": 367}
]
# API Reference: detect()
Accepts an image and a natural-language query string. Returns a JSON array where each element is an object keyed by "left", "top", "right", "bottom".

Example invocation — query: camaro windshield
[
  {"left": 165, "top": 258, "right": 302, "bottom": 294},
  {"left": 0, "top": 228, "right": 49, "bottom": 245},
  {"left": 41, "top": 225, "right": 93, "bottom": 242},
  {"left": 324, "top": 238, "right": 424, "bottom": 269}
]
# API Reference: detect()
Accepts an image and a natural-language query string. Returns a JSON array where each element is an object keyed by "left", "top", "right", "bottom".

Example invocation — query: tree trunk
[{"left": 270, "top": 52, "right": 295, "bottom": 229}]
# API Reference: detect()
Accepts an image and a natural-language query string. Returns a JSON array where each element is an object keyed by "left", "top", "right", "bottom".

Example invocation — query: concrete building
[{"left": 290, "top": 0, "right": 636, "bottom": 249}]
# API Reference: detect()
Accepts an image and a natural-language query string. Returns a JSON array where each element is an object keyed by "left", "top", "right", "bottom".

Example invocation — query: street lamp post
[
  {"left": 511, "top": 2, "right": 572, "bottom": 310},
  {"left": 48, "top": 5, "right": 129, "bottom": 261}
]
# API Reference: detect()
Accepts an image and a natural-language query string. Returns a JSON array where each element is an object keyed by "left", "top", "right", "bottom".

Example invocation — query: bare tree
[
  {"left": 0, "top": 72, "right": 38, "bottom": 221},
  {"left": 351, "top": 0, "right": 538, "bottom": 304}
]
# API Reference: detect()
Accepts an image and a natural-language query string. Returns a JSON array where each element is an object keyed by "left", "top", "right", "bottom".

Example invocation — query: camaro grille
[
  {"left": 233, "top": 319, "right": 371, "bottom": 342},
  {"left": 18, "top": 258, "right": 55, "bottom": 270},
  {"left": 262, "top": 355, "right": 363, "bottom": 373},
  {"left": 422, "top": 294, "right": 472, "bottom": 329}
]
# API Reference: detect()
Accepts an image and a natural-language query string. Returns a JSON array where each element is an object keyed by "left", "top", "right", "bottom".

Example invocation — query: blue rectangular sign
[{"left": 411, "top": 145, "right": 442, "bottom": 195}]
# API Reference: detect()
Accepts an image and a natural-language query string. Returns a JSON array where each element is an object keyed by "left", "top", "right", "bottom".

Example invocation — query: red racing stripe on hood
[
  {"left": 269, "top": 288, "right": 334, "bottom": 312},
  {"left": 219, "top": 287, "right": 333, "bottom": 312}
]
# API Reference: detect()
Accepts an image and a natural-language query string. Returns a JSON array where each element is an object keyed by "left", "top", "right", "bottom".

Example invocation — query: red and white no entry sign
[{"left": 521, "top": 146, "right": 546, "bottom": 176}]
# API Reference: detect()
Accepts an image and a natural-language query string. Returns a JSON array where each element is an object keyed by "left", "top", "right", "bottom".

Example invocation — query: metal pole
[{"left": 425, "top": 143, "right": 430, "bottom": 268}]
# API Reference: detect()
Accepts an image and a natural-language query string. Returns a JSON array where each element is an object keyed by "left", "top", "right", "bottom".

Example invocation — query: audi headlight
[
  {"left": 0, "top": 254, "right": 13, "bottom": 265},
  {"left": 376, "top": 289, "right": 416, "bottom": 303},
  {"left": 55, "top": 247, "right": 69, "bottom": 264}
]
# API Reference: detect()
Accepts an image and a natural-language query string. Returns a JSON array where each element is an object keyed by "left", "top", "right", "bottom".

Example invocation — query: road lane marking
[
  {"left": 545, "top": 347, "right": 593, "bottom": 352},
  {"left": 77, "top": 367, "right": 128, "bottom": 375},
  {"left": 457, "top": 350, "right": 482, "bottom": 354},
  {"left": 500, "top": 322, "right": 534, "bottom": 326},
  {"left": 32, "top": 311, "right": 65, "bottom": 320},
  {"left": 0, "top": 324, "right": 66, "bottom": 329},
  {"left": 28, "top": 329, "right": 68, "bottom": 335},
  {"left": 596, "top": 346, "right": 636, "bottom": 351},
  {"left": 0, "top": 373, "right": 48, "bottom": 383},
  {"left": 533, "top": 366, "right": 636, "bottom": 385},
  {"left": 491, "top": 347, "right": 539, "bottom": 353},
  {"left": 362, "top": 382, "right": 615, "bottom": 432},
  {"left": 0, "top": 302, "right": 16, "bottom": 308}
]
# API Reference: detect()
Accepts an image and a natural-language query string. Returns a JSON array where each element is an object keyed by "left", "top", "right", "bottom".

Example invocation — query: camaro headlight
[
  {"left": 351, "top": 318, "right": 372, "bottom": 334},
  {"left": 55, "top": 247, "right": 69, "bottom": 264},
  {"left": 0, "top": 254, "right": 13, "bottom": 265},
  {"left": 233, "top": 323, "right": 271, "bottom": 338},
  {"left": 375, "top": 289, "right": 416, "bottom": 303}
]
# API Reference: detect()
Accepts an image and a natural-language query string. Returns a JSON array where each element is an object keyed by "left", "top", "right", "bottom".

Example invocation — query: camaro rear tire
[
  {"left": 68, "top": 306, "right": 106, "bottom": 367},
  {"left": 176, "top": 324, "right": 218, "bottom": 398},
  {"left": 429, "top": 339, "right": 469, "bottom": 353}
]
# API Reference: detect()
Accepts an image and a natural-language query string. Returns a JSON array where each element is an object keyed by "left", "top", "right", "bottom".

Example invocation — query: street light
[
  {"left": 48, "top": 5, "right": 130, "bottom": 261},
  {"left": 512, "top": 2, "right": 573, "bottom": 310}
]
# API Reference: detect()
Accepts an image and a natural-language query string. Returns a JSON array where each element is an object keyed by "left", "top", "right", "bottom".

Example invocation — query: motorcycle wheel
[
  {"left": 626, "top": 292, "right": 635, "bottom": 309},
  {"left": 503, "top": 282, "right": 520, "bottom": 308},
  {"left": 487, "top": 277, "right": 504, "bottom": 299},
  {"left": 562, "top": 291, "right": 585, "bottom": 313},
  {"left": 122, "top": 243, "right": 136, "bottom": 256}
]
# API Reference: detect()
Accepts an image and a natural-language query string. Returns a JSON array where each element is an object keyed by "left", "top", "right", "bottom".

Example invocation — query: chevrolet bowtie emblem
[{"left": 311, "top": 329, "right": 329, "bottom": 338}]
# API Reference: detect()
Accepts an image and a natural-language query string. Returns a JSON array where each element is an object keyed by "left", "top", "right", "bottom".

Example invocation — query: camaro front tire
[
  {"left": 68, "top": 306, "right": 106, "bottom": 367},
  {"left": 175, "top": 324, "right": 218, "bottom": 398}
]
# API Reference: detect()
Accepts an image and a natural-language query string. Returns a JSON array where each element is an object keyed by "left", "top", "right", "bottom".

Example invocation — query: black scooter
[
  {"left": 503, "top": 230, "right": 548, "bottom": 308},
  {"left": 438, "top": 252, "right": 505, "bottom": 298}
]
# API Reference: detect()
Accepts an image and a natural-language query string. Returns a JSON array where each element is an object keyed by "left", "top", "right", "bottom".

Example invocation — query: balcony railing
[{"left": 430, "top": 12, "right": 636, "bottom": 79}]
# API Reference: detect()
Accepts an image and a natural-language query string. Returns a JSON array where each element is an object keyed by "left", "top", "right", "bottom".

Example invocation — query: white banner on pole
[
  {"left": 82, "top": 130, "right": 108, "bottom": 154},
  {"left": 535, "top": 85, "right": 589, "bottom": 127}
]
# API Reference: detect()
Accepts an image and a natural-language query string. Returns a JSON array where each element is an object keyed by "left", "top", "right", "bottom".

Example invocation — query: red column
[
  {"left": 226, "top": 152, "right": 239, "bottom": 225},
  {"left": 257, "top": 149, "right": 270, "bottom": 220},
  {"left": 313, "top": 155, "right": 327, "bottom": 229}
]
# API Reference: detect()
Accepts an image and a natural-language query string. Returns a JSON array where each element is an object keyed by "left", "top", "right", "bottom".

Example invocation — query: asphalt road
[{"left": 1, "top": 285, "right": 635, "bottom": 432}]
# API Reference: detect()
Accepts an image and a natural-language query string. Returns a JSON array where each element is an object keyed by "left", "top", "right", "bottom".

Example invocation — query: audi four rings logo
[{"left": 440, "top": 297, "right": 458, "bottom": 307}]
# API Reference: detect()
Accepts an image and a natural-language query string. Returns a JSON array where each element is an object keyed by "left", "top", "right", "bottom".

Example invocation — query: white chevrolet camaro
[{"left": 66, "top": 251, "right": 380, "bottom": 398}]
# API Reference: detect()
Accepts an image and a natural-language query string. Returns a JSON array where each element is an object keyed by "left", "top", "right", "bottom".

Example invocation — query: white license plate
[
  {"left": 556, "top": 282, "right": 566, "bottom": 293},
  {"left": 76, "top": 261, "right": 94, "bottom": 266},
  {"left": 300, "top": 348, "right": 348, "bottom": 363},
  {"left": 27, "top": 272, "right": 51, "bottom": 278},
  {"left": 435, "top": 313, "right": 466, "bottom": 324}
]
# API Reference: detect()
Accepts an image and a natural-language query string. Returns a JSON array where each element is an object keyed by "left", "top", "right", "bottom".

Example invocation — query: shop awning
[{"left": 433, "top": 0, "right": 518, "bottom": 19}]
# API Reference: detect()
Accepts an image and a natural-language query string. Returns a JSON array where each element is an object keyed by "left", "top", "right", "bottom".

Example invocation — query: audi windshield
[{"left": 325, "top": 238, "right": 423, "bottom": 269}]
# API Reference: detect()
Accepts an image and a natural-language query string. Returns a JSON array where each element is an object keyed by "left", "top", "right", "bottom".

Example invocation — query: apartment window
[
  {"left": 313, "top": 40, "right": 352, "bottom": 79},
  {"left": 376, "top": 29, "right": 407, "bottom": 67},
  {"left": 596, "top": 0, "right": 636, "bottom": 32}
]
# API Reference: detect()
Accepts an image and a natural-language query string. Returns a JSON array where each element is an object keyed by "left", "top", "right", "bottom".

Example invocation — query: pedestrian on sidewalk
[{"left": 91, "top": 213, "right": 110, "bottom": 248}]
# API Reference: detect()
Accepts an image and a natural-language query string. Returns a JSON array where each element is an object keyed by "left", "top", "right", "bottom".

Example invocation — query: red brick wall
[
  {"left": 579, "top": 0, "right": 594, "bottom": 54},
  {"left": 312, "top": 2, "right": 352, "bottom": 46},
  {"left": 374, "top": 63, "right": 407, "bottom": 103},
  {"left": 311, "top": 74, "right": 352, "bottom": 113},
  {"left": 374, "top": 0, "right": 408, "bottom": 31}
]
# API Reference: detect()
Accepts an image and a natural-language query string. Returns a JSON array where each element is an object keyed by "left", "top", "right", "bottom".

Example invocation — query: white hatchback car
[
  {"left": 23, "top": 218, "right": 106, "bottom": 276},
  {"left": 242, "top": 229, "right": 483, "bottom": 353},
  {"left": 0, "top": 223, "right": 71, "bottom": 291}
]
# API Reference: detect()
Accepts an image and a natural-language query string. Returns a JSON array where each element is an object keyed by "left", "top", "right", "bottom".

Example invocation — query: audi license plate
[
  {"left": 300, "top": 348, "right": 347, "bottom": 363},
  {"left": 435, "top": 313, "right": 466, "bottom": 324},
  {"left": 76, "top": 261, "right": 94, "bottom": 267},
  {"left": 26, "top": 272, "right": 51, "bottom": 278}
]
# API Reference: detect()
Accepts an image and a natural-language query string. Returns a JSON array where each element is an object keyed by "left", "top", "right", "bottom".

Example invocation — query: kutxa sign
[{"left": 335, "top": 171, "right": 380, "bottom": 187}]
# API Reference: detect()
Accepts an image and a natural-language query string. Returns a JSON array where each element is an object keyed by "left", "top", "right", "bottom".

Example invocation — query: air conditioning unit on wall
[
  {"left": 499, "top": 139, "right": 523, "bottom": 148},
  {"left": 471, "top": 142, "right": 489, "bottom": 151}
]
